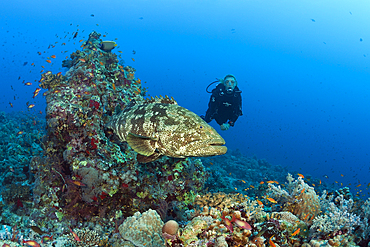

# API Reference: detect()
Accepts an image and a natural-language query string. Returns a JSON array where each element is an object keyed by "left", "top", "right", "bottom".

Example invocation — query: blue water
[{"left": 1, "top": 0, "right": 369, "bottom": 196}]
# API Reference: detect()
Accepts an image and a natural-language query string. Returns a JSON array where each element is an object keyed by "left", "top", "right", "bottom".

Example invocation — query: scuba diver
[{"left": 201, "top": 74, "right": 242, "bottom": 130}]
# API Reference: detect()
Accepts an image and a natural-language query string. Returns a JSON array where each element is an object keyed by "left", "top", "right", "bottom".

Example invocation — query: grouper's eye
[{"left": 200, "top": 126, "right": 203, "bottom": 129}]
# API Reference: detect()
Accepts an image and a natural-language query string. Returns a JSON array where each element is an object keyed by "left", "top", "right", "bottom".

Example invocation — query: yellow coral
[{"left": 194, "top": 192, "right": 249, "bottom": 210}]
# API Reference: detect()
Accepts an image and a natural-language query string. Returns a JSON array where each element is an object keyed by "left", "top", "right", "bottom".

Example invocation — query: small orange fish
[
  {"left": 79, "top": 39, "right": 84, "bottom": 42},
  {"left": 28, "top": 104, "right": 35, "bottom": 109},
  {"left": 9, "top": 102, "right": 13, "bottom": 107},
  {"left": 68, "top": 227, "right": 81, "bottom": 242},
  {"left": 301, "top": 188, "right": 305, "bottom": 194},
  {"left": 259, "top": 181, "right": 264, "bottom": 184},
  {"left": 256, "top": 200, "right": 264, "bottom": 207},
  {"left": 62, "top": 43, "right": 66, "bottom": 45},
  {"left": 22, "top": 240, "right": 40, "bottom": 247},
  {"left": 25, "top": 82, "right": 32, "bottom": 86},
  {"left": 291, "top": 228, "right": 300, "bottom": 236},
  {"left": 41, "top": 234, "right": 53, "bottom": 243},
  {"left": 112, "top": 83, "right": 116, "bottom": 90},
  {"left": 57, "top": 72, "right": 62, "bottom": 76},
  {"left": 298, "top": 173, "right": 304, "bottom": 178},
  {"left": 131, "top": 58, "right": 135, "bottom": 62},
  {"left": 31, "top": 63, "right": 35, "bottom": 66},
  {"left": 17, "top": 131, "right": 24, "bottom": 135},
  {"left": 232, "top": 216, "right": 252, "bottom": 230},
  {"left": 99, "top": 61, "right": 104, "bottom": 65},
  {"left": 341, "top": 174, "right": 344, "bottom": 177},
  {"left": 41, "top": 65, "right": 45, "bottom": 68},
  {"left": 79, "top": 58, "right": 86, "bottom": 62},
  {"left": 46, "top": 60, "right": 51, "bottom": 63},
  {"left": 221, "top": 214, "right": 233, "bottom": 233},
  {"left": 269, "top": 238, "right": 276, "bottom": 247},
  {"left": 250, "top": 185, "right": 255, "bottom": 188},
  {"left": 266, "top": 197, "right": 277, "bottom": 203},
  {"left": 71, "top": 180, "right": 86, "bottom": 187},
  {"left": 33, "top": 88, "right": 41, "bottom": 98},
  {"left": 51, "top": 55, "right": 56, "bottom": 58},
  {"left": 357, "top": 184, "right": 361, "bottom": 187},
  {"left": 266, "top": 181, "right": 274, "bottom": 183},
  {"left": 40, "top": 70, "right": 44, "bottom": 73}
]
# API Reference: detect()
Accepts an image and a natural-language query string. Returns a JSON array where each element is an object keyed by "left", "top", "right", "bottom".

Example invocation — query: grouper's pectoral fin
[
  {"left": 137, "top": 153, "right": 162, "bottom": 163},
  {"left": 126, "top": 132, "right": 157, "bottom": 156}
]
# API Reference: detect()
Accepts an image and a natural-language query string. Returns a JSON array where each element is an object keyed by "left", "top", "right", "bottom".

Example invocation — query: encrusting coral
[{"left": 119, "top": 209, "right": 165, "bottom": 247}]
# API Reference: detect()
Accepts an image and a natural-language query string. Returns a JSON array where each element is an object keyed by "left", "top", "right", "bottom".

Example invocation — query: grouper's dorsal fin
[
  {"left": 144, "top": 95, "right": 177, "bottom": 105},
  {"left": 126, "top": 132, "right": 158, "bottom": 156}
]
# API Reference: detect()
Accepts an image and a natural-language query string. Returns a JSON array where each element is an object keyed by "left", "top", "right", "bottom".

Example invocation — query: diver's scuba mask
[{"left": 224, "top": 78, "right": 236, "bottom": 93}]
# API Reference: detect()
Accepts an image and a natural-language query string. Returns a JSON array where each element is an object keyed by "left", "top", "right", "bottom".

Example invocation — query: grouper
[{"left": 107, "top": 96, "right": 227, "bottom": 163}]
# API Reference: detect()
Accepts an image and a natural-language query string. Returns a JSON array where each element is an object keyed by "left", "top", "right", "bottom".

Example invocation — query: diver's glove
[{"left": 220, "top": 123, "right": 230, "bottom": 131}]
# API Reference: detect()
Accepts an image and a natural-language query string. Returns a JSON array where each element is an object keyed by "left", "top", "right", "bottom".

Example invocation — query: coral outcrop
[
  {"left": 118, "top": 209, "right": 165, "bottom": 247},
  {"left": 267, "top": 173, "right": 321, "bottom": 223},
  {"left": 30, "top": 31, "right": 209, "bottom": 232}
]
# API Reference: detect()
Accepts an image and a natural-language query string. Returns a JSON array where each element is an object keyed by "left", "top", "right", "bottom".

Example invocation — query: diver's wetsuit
[{"left": 204, "top": 83, "right": 242, "bottom": 126}]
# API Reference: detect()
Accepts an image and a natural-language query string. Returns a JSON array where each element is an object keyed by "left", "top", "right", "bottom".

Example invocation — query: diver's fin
[
  {"left": 137, "top": 153, "right": 162, "bottom": 163},
  {"left": 126, "top": 132, "right": 157, "bottom": 156}
]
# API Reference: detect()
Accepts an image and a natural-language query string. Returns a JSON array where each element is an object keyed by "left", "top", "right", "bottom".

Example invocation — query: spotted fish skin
[{"left": 107, "top": 96, "right": 227, "bottom": 163}]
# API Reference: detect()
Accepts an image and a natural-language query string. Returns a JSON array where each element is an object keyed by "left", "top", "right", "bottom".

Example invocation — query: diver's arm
[
  {"left": 204, "top": 94, "right": 217, "bottom": 123},
  {"left": 229, "top": 93, "right": 242, "bottom": 126}
]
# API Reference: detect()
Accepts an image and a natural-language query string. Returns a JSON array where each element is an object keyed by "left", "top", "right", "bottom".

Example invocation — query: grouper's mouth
[
  {"left": 204, "top": 139, "right": 227, "bottom": 155},
  {"left": 208, "top": 138, "right": 226, "bottom": 146},
  {"left": 180, "top": 138, "right": 227, "bottom": 157}
]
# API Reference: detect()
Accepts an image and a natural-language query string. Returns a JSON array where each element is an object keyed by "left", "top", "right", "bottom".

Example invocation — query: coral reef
[
  {"left": 1, "top": 30, "right": 370, "bottom": 247},
  {"left": 30, "top": 31, "right": 209, "bottom": 231}
]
